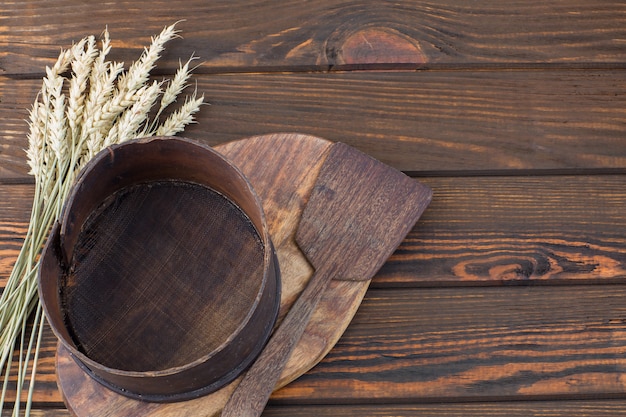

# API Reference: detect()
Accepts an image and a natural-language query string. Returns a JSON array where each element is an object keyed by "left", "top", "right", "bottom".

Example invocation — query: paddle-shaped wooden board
[
  {"left": 56, "top": 133, "right": 374, "bottom": 416},
  {"left": 222, "top": 142, "right": 432, "bottom": 417}
]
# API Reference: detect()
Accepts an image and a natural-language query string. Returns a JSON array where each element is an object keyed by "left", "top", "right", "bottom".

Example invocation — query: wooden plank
[
  {"left": 5, "top": 285, "right": 626, "bottom": 404},
  {"left": 272, "top": 285, "right": 626, "bottom": 403},
  {"left": 1, "top": 0, "right": 626, "bottom": 75},
  {"left": 4, "top": 174, "right": 626, "bottom": 287},
  {"left": 0, "top": 410, "right": 69, "bottom": 417},
  {"left": 0, "top": 186, "right": 30, "bottom": 286},
  {"left": 3, "top": 176, "right": 626, "bottom": 405},
  {"left": 4, "top": 400, "right": 626, "bottom": 417},
  {"left": 221, "top": 142, "right": 431, "bottom": 417},
  {"left": 378, "top": 174, "right": 626, "bottom": 286},
  {"left": 3, "top": 174, "right": 626, "bottom": 403},
  {"left": 2, "top": 69, "right": 626, "bottom": 179},
  {"left": 261, "top": 401, "right": 626, "bottom": 416}
]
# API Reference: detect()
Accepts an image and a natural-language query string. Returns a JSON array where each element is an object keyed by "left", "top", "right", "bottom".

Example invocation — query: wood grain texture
[
  {"left": 272, "top": 285, "right": 626, "bottom": 403},
  {"left": 5, "top": 400, "right": 626, "bottom": 417},
  {"left": 2, "top": 1, "right": 626, "bottom": 414},
  {"left": 8, "top": 283, "right": 626, "bottom": 405},
  {"left": 0, "top": 327, "right": 63, "bottom": 405},
  {"left": 1, "top": 0, "right": 626, "bottom": 75},
  {"left": 260, "top": 401, "right": 626, "bottom": 416},
  {"left": 377, "top": 175, "right": 626, "bottom": 286},
  {"left": 5, "top": 175, "right": 626, "bottom": 287},
  {"left": 222, "top": 143, "right": 430, "bottom": 416},
  {"left": 0, "top": 410, "right": 70, "bottom": 417},
  {"left": 3, "top": 172, "right": 626, "bottom": 408},
  {"left": 2, "top": 70, "right": 626, "bottom": 178}
]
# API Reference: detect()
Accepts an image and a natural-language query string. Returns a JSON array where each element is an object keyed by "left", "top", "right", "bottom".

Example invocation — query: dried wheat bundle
[{"left": 1, "top": 22, "right": 204, "bottom": 416}]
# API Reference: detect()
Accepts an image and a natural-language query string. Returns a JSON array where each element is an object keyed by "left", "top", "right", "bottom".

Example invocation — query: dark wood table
[{"left": 2, "top": 1, "right": 626, "bottom": 415}]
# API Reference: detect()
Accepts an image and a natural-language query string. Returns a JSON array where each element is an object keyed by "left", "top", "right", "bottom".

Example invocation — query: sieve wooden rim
[{"left": 38, "top": 136, "right": 281, "bottom": 401}]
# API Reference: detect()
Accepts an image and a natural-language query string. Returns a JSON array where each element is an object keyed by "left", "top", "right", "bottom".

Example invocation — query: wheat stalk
[
  {"left": 1, "top": 22, "right": 204, "bottom": 416},
  {"left": 156, "top": 88, "right": 205, "bottom": 136}
]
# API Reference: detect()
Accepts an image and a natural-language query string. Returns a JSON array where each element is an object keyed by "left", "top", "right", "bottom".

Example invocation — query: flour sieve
[{"left": 38, "top": 136, "right": 280, "bottom": 402}]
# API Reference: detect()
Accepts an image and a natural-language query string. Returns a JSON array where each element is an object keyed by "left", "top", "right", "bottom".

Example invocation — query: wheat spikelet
[
  {"left": 160, "top": 56, "right": 197, "bottom": 112},
  {"left": 82, "top": 61, "right": 125, "bottom": 159},
  {"left": 156, "top": 90, "right": 205, "bottom": 136},
  {"left": 117, "top": 23, "right": 180, "bottom": 95},
  {"left": 43, "top": 66, "right": 68, "bottom": 168},
  {"left": 108, "top": 80, "right": 162, "bottom": 145},
  {"left": 80, "top": 28, "right": 123, "bottom": 160},
  {"left": 87, "top": 27, "right": 113, "bottom": 93},
  {"left": 26, "top": 48, "right": 73, "bottom": 182},
  {"left": 85, "top": 129, "right": 105, "bottom": 162},
  {"left": 143, "top": 56, "right": 198, "bottom": 136},
  {"left": 25, "top": 101, "right": 46, "bottom": 180},
  {"left": 95, "top": 23, "right": 180, "bottom": 138},
  {"left": 48, "top": 46, "right": 74, "bottom": 77},
  {"left": 67, "top": 36, "right": 98, "bottom": 150}
]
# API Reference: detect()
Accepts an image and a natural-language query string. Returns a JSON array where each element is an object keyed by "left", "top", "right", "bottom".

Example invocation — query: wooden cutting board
[{"left": 56, "top": 133, "right": 371, "bottom": 416}]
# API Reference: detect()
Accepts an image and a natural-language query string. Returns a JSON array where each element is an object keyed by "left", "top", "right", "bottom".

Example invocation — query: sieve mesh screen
[{"left": 61, "top": 180, "right": 265, "bottom": 372}]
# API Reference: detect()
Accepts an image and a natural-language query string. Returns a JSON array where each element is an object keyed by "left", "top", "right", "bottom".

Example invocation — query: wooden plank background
[
  {"left": 2, "top": 71, "right": 626, "bottom": 179},
  {"left": 1, "top": 0, "right": 626, "bottom": 75},
  {"left": 1, "top": 0, "right": 626, "bottom": 415}
]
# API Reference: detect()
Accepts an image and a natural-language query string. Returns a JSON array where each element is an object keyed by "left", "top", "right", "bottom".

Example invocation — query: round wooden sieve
[{"left": 39, "top": 136, "right": 280, "bottom": 402}]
